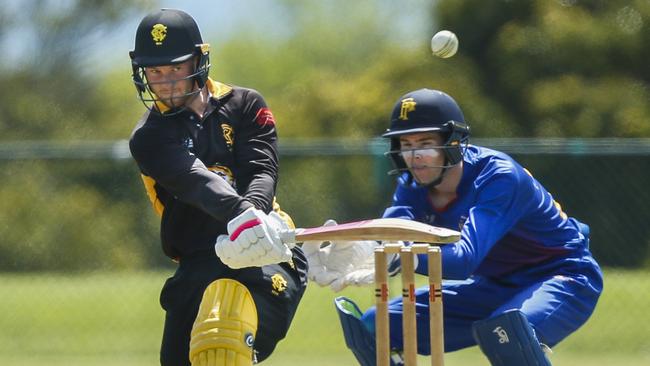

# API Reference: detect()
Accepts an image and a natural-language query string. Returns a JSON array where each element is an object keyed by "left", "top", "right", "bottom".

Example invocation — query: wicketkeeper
[
  {"left": 128, "top": 9, "right": 307, "bottom": 366},
  {"left": 305, "top": 89, "right": 603, "bottom": 366}
]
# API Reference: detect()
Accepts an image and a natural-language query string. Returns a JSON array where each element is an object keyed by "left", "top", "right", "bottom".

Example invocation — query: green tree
[
  {"left": 0, "top": 1, "right": 161, "bottom": 271},
  {"left": 0, "top": 0, "right": 153, "bottom": 140},
  {"left": 436, "top": 0, "right": 650, "bottom": 137}
]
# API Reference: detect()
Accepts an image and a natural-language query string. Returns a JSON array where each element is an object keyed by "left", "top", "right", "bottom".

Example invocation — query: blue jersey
[{"left": 383, "top": 145, "right": 590, "bottom": 280}]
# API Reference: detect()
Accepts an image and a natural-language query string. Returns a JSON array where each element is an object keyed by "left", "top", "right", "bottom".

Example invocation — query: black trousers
[{"left": 159, "top": 247, "right": 308, "bottom": 365}]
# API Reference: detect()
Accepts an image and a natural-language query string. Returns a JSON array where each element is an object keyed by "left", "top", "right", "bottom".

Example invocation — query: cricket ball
[{"left": 431, "top": 30, "right": 458, "bottom": 58}]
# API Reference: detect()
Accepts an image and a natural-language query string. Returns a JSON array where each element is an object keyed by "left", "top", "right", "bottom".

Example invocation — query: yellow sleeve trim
[{"left": 140, "top": 174, "right": 164, "bottom": 217}]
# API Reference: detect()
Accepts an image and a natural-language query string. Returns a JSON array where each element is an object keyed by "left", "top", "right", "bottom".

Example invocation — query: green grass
[{"left": 0, "top": 269, "right": 649, "bottom": 365}]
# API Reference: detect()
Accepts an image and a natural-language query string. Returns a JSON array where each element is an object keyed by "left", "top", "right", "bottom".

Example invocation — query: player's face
[
  {"left": 144, "top": 59, "right": 196, "bottom": 108},
  {"left": 399, "top": 132, "right": 445, "bottom": 185}
]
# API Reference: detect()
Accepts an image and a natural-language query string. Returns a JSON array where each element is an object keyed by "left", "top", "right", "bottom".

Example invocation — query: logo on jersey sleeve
[
  {"left": 399, "top": 97, "right": 417, "bottom": 120},
  {"left": 255, "top": 107, "right": 276, "bottom": 127}
]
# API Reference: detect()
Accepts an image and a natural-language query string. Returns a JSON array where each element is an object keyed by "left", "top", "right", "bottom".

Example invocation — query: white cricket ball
[{"left": 431, "top": 30, "right": 458, "bottom": 58}]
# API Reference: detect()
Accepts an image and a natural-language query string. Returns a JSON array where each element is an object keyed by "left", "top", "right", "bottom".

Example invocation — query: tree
[
  {"left": 435, "top": 0, "right": 650, "bottom": 137},
  {"left": 0, "top": 0, "right": 153, "bottom": 140}
]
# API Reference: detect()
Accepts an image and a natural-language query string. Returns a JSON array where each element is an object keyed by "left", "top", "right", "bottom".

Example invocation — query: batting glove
[{"left": 215, "top": 207, "right": 293, "bottom": 269}]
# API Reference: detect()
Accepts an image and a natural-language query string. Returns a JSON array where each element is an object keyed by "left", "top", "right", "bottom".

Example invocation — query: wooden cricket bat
[{"left": 280, "top": 218, "right": 460, "bottom": 244}]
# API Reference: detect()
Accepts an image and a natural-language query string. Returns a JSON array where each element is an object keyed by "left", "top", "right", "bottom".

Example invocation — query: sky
[
  {"left": 1, "top": 0, "right": 434, "bottom": 69},
  {"left": 126, "top": 0, "right": 433, "bottom": 58}
]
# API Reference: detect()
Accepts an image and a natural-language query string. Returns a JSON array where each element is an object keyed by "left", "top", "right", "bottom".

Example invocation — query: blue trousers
[{"left": 361, "top": 254, "right": 602, "bottom": 354}]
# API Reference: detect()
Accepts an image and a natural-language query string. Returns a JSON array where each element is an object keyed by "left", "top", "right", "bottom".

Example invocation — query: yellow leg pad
[{"left": 190, "top": 279, "right": 258, "bottom": 366}]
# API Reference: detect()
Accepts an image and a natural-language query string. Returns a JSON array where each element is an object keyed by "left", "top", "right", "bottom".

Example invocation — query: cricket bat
[{"left": 280, "top": 218, "right": 460, "bottom": 244}]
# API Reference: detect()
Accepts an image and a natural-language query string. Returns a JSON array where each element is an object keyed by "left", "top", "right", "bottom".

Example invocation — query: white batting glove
[
  {"left": 302, "top": 219, "right": 378, "bottom": 292},
  {"left": 215, "top": 208, "right": 293, "bottom": 269}
]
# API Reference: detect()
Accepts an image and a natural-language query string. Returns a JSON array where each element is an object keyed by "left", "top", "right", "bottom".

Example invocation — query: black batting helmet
[{"left": 129, "top": 9, "right": 210, "bottom": 113}]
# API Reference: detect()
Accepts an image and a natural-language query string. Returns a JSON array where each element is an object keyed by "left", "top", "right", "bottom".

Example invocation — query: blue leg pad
[
  {"left": 471, "top": 309, "right": 552, "bottom": 366},
  {"left": 334, "top": 296, "right": 404, "bottom": 366}
]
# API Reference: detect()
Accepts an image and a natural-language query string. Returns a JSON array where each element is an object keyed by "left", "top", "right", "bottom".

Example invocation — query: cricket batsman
[
  {"left": 128, "top": 9, "right": 307, "bottom": 365},
  {"left": 304, "top": 89, "right": 603, "bottom": 365}
]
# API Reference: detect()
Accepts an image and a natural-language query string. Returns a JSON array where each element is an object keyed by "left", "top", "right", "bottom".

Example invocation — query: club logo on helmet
[
  {"left": 151, "top": 23, "right": 167, "bottom": 45},
  {"left": 399, "top": 97, "right": 417, "bottom": 120}
]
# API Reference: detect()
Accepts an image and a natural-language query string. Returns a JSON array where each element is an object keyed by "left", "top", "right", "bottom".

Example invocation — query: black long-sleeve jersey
[{"left": 129, "top": 79, "right": 280, "bottom": 259}]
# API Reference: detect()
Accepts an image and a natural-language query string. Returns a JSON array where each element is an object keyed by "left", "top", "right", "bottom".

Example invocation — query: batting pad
[
  {"left": 472, "top": 309, "right": 551, "bottom": 366},
  {"left": 190, "top": 279, "right": 258, "bottom": 366}
]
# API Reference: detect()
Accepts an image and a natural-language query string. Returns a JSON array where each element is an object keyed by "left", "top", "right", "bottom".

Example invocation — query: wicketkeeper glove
[{"left": 303, "top": 219, "right": 412, "bottom": 292}]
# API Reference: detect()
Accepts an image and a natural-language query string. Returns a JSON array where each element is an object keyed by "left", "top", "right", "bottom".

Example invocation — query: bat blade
[{"left": 282, "top": 218, "right": 460, "bottom": 244}]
